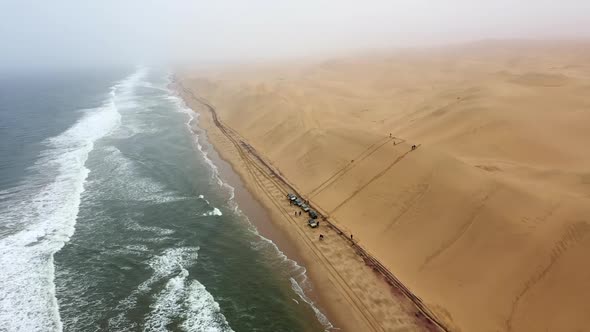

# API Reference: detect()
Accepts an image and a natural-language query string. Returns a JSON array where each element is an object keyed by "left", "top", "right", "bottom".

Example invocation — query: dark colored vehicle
[
  {"left": 308, "top": 210, "right": 318, "bottom": 219},
  {"left": 308, "top": 219, "right": 318, "bottom": 228},
  {"left": 295, "top": 199, "right": 303, "bottom": 207}
]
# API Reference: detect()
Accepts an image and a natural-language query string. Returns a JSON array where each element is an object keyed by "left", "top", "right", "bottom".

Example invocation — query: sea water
[{"left": 0, "top": 68, "right": 330, "bottom": 331}]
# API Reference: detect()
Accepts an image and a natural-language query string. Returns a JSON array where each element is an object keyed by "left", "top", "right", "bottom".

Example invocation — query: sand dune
[{"left": 180, "top": 40, "right": 590, "bottom": 331}]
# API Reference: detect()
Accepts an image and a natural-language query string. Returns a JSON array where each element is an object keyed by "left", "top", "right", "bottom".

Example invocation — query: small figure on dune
[
  {"left": 389, "top": 133, "right": 392, "bottom": 138},
  {"left": 319, "top": 234, "right": 324, "bottom": 240},
  {"left": 350, "top": 234, "right": 353, "bottom": 241},
  {"left": 411, "top": 145, "right": 417, "bottom": 150}
]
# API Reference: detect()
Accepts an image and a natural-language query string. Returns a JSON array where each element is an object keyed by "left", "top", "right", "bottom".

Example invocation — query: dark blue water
[{"left": 0, "top": 68, "right": 330, "bottom": 332}]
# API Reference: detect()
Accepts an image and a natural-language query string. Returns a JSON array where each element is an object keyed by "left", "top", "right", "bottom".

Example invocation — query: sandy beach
[{"left": 177, "top": 40, "right": 590, "bottom": 332}]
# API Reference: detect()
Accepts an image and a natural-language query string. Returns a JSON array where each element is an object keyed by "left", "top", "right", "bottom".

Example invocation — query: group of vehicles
[{"left": 287, "top": 193, "right": 319, "bottom": 228}]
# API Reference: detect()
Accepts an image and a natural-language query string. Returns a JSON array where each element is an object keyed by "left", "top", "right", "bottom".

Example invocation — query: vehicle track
[
  {"left": 308, "top": 136, "right": 407, "bottom": 199},
  {"left": 329, "top": 145, "right": 419, "bottom": 215},
  {"left": 307, "top": 137, "right": 390, "bottom": 197},
  {"left": 176, "top": 81, "right": 449, "bottom": 332}
]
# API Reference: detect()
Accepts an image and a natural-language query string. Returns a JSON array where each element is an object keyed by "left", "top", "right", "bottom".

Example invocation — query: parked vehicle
[
  {"left": 287, "top": 193, "right": 297, "bottom": 201},
  {"left": 301, "top": 204, "right": 310, "bottom": 212},
  {"left": 295, "top": 199, "right": 303, "bottom": 207},
  {"left": 308, "top": 210, "right": 318, "bottom": 219},
  {"left": 308, "top": 219, "right": 318, "bottom": 228}
]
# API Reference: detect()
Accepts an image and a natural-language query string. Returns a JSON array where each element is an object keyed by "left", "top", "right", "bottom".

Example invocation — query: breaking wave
[
  {"left": 109, "top": 247, "right": 234, "bottom": 332},
  {"left": 0, "top": 68, "right": 147, "bottom": 331}
]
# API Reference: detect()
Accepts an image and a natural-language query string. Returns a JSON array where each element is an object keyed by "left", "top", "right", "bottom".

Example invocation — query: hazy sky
[{"left": 1, "top": 0, "right": 589, "bottom": 69}]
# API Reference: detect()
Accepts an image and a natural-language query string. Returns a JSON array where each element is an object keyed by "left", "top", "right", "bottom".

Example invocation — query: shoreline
[
  {"left": 175, "top": 84, "right": 340, "bottom": 330},
  {"left": 175, "top": 77, "right": 443, "bottom": 332}
]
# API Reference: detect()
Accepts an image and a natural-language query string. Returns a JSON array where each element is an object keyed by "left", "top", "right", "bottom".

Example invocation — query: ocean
[{"left": 0, "top": 68, "right": 330, "bottom": 331}]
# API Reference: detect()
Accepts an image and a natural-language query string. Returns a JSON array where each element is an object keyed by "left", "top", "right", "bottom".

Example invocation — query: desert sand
[{"left": 179, "top": 40, "right": 590, "bottom": 331}]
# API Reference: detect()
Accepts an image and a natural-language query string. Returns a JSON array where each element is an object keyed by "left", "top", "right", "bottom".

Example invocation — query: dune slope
[{"left": 181, "top": 41, "right": 590, "bottom": 331}]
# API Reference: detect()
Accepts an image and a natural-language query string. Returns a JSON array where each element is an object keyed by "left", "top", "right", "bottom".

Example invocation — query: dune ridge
[{"left": 180, "top": 40, "right": 590, "bottom": 331}]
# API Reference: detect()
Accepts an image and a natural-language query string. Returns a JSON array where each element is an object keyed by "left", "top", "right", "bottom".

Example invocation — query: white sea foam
[
  {"left": 167, "top": 88, "right": 230, "bottom": 192},
  {"left": 145, "top": 268, "right": 234, "bottom": 332},
  {"left": 0, "top": 69, "right": 147, "bottom": 331},
  {"left": 290, "top": 277, "right": 334, "bottom": 330},
  {"left": 108, "top": 79, "right": 163, "bottom": 140},
  {"left": 201, "top": 207, "right": 223, "bottom": 217},
  {"left": 109, "top": 246, "right": 233, "bottom": 332},
  {"left": 125, "top": 219, "right": 175, "bottom": 236},
  {"left": 198, "top": 194, "right": 210, "bottom": 205},
  {"left": 144, "top": 269, "right": 191, "bottom": 331},
  {"left": 108, "top": 247, "right": 199, "bottom": 329},
  {"left": 198, "top": 194, "right": 223, "bottom": 217},
  {"left": 248, "top": 223, "right": 334, "bottom": 330},
  {"left": 181, "top": 280, "right": 234, "bottom": 332},
  {"left": 125, "top": 244, "right": 149, "bottom": 252},
  {"left": 94, "top": 146, "right": 183, "bottom": 204}
]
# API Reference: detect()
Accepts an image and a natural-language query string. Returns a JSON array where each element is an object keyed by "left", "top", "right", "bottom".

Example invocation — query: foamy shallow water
[{"left": 0, "top": 68, "right": 331, "bottom": 332}]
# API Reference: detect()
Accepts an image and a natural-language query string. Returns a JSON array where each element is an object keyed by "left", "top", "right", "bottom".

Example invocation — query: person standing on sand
[{"left": 350, "top": 234, "right": 353, "bottom": 241}]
